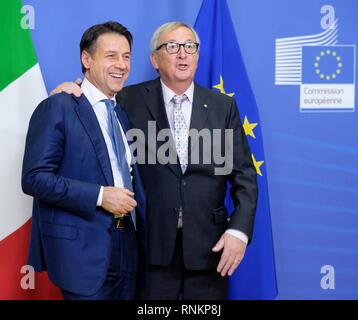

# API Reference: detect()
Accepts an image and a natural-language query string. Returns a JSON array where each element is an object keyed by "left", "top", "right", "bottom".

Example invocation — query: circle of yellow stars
[
  {"left": 314, "top": 49, "right": 342, "bottom": 81},
  {"left": 213, "top": 75, "right": 263, "bottom": 176}
]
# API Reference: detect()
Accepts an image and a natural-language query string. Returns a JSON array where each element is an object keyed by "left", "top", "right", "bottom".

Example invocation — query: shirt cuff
[
  {"left": 225, "top": 229, "right": 248, "bottom": 244},
  {"left": 97, "top": 186, "right": 104, "bottom": 206}
]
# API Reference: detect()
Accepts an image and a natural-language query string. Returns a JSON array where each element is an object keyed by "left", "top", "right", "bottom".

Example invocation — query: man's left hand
[{"left": 212, "top": 233, "right": 247, "bottom": 277}]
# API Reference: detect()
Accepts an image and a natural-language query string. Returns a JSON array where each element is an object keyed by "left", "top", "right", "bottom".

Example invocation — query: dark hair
[{"left": 80, "top": 21, "right": 133, "bottom": 74}]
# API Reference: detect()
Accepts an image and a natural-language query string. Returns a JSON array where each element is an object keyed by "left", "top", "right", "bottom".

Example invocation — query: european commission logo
[
  {"left": 300, "top": 45, "right": 355, "bottom": 111},
  {"left": 275, "top": 5, "right": 356, "bottom": 112}
]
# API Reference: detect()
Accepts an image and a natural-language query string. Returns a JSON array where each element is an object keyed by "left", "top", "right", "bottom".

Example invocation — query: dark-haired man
[{"left": 22, "top": 21, "right": 146, "bottom": 300}]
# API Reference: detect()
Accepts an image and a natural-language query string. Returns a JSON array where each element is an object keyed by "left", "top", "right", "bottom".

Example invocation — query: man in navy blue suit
[{"left": 21, "top": 21, "right": 146, "bottom": 300}]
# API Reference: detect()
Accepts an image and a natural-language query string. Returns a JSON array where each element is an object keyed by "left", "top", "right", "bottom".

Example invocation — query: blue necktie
[{"left": 102, "top": 99, "right": 136, "bottom": 230}]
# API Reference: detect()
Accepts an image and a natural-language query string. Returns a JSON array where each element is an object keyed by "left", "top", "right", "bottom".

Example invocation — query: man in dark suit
[
  {"left": 120, "top": 22, "right": 257, "bottom": 300},
  {"left": 51, "top": 21, "right": 257, "bottom": 300},
  {"left": 21, "top": 21, "right": 146, "bottom": 300}
]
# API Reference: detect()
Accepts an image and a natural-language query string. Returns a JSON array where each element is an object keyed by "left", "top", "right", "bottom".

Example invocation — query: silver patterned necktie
[
  {"left": 173, "top": 95, "right": 188, "bottom": 173},
  {"left": 173, "top": 95, "right": 188, "bottom": 229}
]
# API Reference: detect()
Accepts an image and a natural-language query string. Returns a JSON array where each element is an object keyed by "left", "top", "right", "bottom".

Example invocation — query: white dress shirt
[
  {"left": 81, "top": 77, "right": 132, "bottom": 206},
  {"left": 160, "top": 80, "right": 248, "bottom": 244}
]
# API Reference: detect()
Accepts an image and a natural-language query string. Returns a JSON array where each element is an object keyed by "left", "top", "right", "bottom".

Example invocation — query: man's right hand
[
  {"left": 50, "top": 78, "right": 83, "bottom": 97},
  {"left": 101, "top": 187, "right": 137, "bottom": 216}
]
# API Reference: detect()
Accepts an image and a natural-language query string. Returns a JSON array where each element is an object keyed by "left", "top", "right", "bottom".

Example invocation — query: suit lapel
[
  {"left": 142, "top": 78, "right": 181, "bottom": 177},
  {"left": 142, "top": 78, "right": 170, "bottom": 132},
  {"left": 73, "top": 94, "right": 114, "bottom": 186},
  {"left": 114, "top": 103, "right": 129, "bottom": 134},
  {"left": 187, "top": 83, "right": 209, "bottom": 170},
  {"left": 189, "top": 82, "right": 209, "bottom": 134}
]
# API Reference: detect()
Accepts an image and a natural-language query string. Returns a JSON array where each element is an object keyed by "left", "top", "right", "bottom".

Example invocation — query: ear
[
  {"left": 150, "top": 52, "right": 159, "bottom": 71},
  {"left": 81, "top": 50, "right": 92, "bottom": 71},
  {"left": 195, "top": 52, "right": 199, "bottom": 70}
]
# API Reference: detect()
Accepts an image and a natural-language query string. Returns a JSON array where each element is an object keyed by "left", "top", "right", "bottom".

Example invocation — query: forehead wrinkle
[
  {"left": 166, "top": 39, "right": 196, "bottom": 43},
  {"left": 160, "top": 28, "right": 195, "bottom": 40}
]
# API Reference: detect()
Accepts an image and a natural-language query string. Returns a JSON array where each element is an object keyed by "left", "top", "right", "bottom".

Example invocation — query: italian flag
[{"left": 0, "top": 0, "right": 61, "bottom": 299}]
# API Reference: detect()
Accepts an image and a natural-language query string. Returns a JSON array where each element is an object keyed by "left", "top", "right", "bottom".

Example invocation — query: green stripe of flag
[{"left": 0, "top": 0, "right": 37, "bottom": 92}]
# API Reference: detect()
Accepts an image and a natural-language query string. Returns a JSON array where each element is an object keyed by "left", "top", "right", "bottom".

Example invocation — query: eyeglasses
[{"left": 156, "top": 41, "right": 199, "bottom": 54}]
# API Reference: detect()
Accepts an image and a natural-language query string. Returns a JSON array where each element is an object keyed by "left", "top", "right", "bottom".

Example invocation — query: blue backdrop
[{"left": 25, "top": 0, "right": 358, "bottom": 299}]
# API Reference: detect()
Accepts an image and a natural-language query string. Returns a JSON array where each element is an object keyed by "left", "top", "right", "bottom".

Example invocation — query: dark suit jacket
[
  {"left": 118, "top": 78, "right": 257, "bottom": 270},
  {"left": 22, "top": 92, "right": 146, "bottom": 296}
]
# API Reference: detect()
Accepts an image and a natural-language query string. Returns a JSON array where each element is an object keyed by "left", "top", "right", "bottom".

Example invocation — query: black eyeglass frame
[{"left": 156, "top": 41, "right": 200, "bottom": 54}]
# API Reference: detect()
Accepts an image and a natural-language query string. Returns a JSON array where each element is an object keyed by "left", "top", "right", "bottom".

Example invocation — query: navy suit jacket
[{"left": 22, "top": 92, "right": 146, "bottom": 296}]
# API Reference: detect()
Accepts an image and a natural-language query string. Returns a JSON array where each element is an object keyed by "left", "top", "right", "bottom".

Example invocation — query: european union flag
[
  {"left": 194, "top": 0, "right": 277, "bottom": 299},
  {"left": 302, "top": 45, "right": 355, "bottom": 84}
]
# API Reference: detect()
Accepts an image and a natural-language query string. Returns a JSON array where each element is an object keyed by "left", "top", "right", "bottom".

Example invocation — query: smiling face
[
  {"left": 81, "top": 32, "right": 130, "bottom": 98},
  {"left": 150, "top": 26, "right": 199, "bottom": 94}
]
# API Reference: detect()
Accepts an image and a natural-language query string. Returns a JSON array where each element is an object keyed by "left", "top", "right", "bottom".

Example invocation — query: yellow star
[
  {"left": 213, "top": 75, "right": 234, "bottom": 97},
  {"left": 243, "top": 116, "right": 258, "bottom": 138},
  {"left": 252, "top": 154, "right": 264, "bottom": 176}
]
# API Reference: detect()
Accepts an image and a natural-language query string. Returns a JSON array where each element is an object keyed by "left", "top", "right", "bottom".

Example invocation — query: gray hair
[{"left": 150, "top": 22, "right": 200, "bottom": 53}]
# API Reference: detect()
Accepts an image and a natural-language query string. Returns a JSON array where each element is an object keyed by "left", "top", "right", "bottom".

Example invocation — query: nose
[
  {"left": 177, "top": 45, "right": 187, "bottom": 58},
  {"left": 115, "top": 56, "right": 126, "bottom": 69}
]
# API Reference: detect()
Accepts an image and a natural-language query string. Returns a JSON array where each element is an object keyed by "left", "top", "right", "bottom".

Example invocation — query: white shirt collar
[
  {"left": 160, "top": 79, "right": 194, "bottom": 105},
  {"left": 81, "top": 77, "right": 116, "bottom": 107}
]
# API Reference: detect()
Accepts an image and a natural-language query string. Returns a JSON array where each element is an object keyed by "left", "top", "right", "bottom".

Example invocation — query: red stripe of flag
[{"left": 0, "top": 218, "right": 62, "bottom": 300}]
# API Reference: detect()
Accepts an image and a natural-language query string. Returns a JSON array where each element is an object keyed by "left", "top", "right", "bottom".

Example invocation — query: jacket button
[
  {"left": 182, "top": 180, "right": 186, "bottom": 186},
  {"left": 107, "top": 228, "right": 112, "bottom": 234}
]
